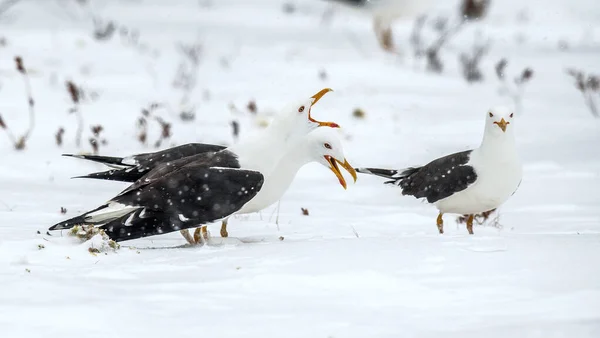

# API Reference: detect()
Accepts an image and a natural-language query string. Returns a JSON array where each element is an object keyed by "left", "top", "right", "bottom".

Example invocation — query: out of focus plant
[
  {"left": 411, "top": 0, "right": 491, "bottom": 73},
  {"left": 0, "top": 56, "right": 35, "bottom": 150},
  {"left": 566, "top": 69, "right": 600, "bottom": 118},
  {"left": 456, "top": 208, "right": 500, "bottom": 229},
  {"left": 459, "top": 35, "right": 490, "bottom": 83},
  {"left": 137, "top": 103, "right": 172, "bottom": 148},
  {"left": 173, "top": 41, "right": 202, "bottom": 122},
  {"left": 495, "top": 59, "right": 534, "bottom": 116}
]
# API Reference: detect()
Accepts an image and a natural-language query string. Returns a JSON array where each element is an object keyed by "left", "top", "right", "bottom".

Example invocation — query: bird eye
[
  {"left": 509, "top": 113, "right": 514, "bottom": 118},
  {"left": 489, "top": 112, "right": 493, "bottom": 117},
  {"left": 298, "top": 106, "right": 305, "bottom": 113},
  {"left": 324, "top": 143, "right": 332, "bottom": 149}
]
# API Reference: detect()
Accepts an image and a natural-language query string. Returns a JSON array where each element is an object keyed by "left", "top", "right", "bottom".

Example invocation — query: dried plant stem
[
  {"left": 66, "top": 81, "right": 84, "bottom": 147},
  {"left": 583, "top": 92, "right": 599, "bottom": 117},
  {"left": 422, "top": 17, "right": 467, "bottom": 73},
  {"left": 275, "top": 199, "right": 281, "bottom": 228},
  {"left": 1, "top": 56, "right": 36, "bottom": 150},
  {"left": 136, "top": 103, "right": 171, "bottom": 148},
  {"left": 499, "top": 82, "right": 524, "bottom": 115},
  {"left": 1, "top": 121, "right": 18, "bottom": 145},
  {"left": 566, "top": 69, "right": 599, "bottom": 118},
  {"left": 430, "top": 19, "right": 465, "bottom": 53},
  {"left": 496, "top": 61, "right": 534, "bottom": 116},
  {"left": 20, "top": 70, "right": 35, "bottom": 144},
  {"left": 0, "top": 198, "right": 14, "bottom": 211},
  {"left": 74, "top": 108, "right": 83, "bottom": 147}
]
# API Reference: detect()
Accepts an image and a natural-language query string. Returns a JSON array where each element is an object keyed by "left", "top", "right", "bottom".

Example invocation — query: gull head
[
  {"left": 307, "top": 128, "right": 357, "bottom": 190},
  {"left": 486, "top": 106, "right": 514, "bottom": 134},
  {"left": 273, "top": 88, "right": 339, "bottom": 142}
]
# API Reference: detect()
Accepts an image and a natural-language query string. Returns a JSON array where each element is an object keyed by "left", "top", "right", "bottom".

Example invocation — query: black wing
[
  {"left": 49, "top": 149, "right": 264, "bottom": 242},
  {"left": 357, "top": 150, "right": 477, "bottom": 204},
  {"left": 115, "top": 150, "right": 240, "bottom": 196},
  {"left": 65, "top": 143, "right": 227, "bottom": 182},
  {"left": 49, "top": 164, "right": 263, "bottom": 242},
  {"left": 101, "top": 166, "right": 263, "bottom": 242}
]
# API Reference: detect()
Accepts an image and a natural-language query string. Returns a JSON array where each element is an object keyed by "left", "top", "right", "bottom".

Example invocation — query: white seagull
[
  {"left": 356, "top": 106, "right": 522, "bottom": 234},
  {"left": 323, "top": 0, "right": 434, "bottom": 53},
  {"left": 49, "top": 88, "right": 341, "bottom": 242},
  {"left": 210, "top": 127, "right": 357, "bottom": 241}
]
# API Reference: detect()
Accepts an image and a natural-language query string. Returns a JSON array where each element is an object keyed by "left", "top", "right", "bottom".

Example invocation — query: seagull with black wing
[
  {"left": 49, "top": 88, "right": 342, "bottom": 243},
  {"left": 356, "top": 106, "right": 522, "bottom": 234}
]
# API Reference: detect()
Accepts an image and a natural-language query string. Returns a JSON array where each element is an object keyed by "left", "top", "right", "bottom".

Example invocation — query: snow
[{"left": 1, "top": 0, "right": 600, "bottom": 337}]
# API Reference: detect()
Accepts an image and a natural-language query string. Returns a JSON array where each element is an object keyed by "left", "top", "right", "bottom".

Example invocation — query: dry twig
[
  {"left": 566, "top": 69, "right": 600, "bottom": 117},
  {"left": 457, "top": 208, "right": 500, "bottom": 228},
  {"left": 410, "top": 0, "right": 490, "bottom": 73},
  {"left": 66, "top": 80, "right": 84, "bottom": 147},
  {"left": 459, "top": 35, "right": 490, "bottom": 83},
  {"left": 0, "top": 56, "right": 36, "bottom": 150},
  {"left": 137, "top": 103, "right": 172, "bottom": 148},
  {"left": 495, "top": 59, "right": 534, "bottom": 115}
]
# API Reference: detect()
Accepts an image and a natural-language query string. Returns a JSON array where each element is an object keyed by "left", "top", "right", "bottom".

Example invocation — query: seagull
[
  {"left": 49, "top": 88, "right": 341, "bottom": 242},
  {"left": 322, "top": 0, "right": 434, "bottom": 53},
  {"left": 356, "top": 106, "right": 522, "bottom": 234},
  {"left": 61, "top": 129, "right": 357, "bottom": 244},
  {"left": 208, "top": 127, "right": 357, "bottom": 242}
]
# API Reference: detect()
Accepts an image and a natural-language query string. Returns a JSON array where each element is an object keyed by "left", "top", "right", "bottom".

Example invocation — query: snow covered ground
[{"left": 1, "top": 0, "right": 599, "bottom": 337}]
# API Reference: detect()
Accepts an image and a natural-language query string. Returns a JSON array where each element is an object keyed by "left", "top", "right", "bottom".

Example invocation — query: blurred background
[{"left": 1, "top": 2, "right": 600, "bottom": 337}]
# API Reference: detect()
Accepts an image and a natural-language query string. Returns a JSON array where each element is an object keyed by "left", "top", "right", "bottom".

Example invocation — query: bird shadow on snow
[{"left": 129, "top": 234, "right": 283, "bottom": 251}]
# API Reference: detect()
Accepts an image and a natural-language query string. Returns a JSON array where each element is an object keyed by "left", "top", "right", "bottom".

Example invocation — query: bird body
[
  {"left": 323, "top": 0, "right": 435, "bottom": 53},
  {"left": 435, "top": 136, "right": 521, "bottom": 215},
  {"left": 236, "top": 128, "right": 356, "bottom": 215},
  {"left": 325, "top": 0, "right": 431, "bottom": 18}
]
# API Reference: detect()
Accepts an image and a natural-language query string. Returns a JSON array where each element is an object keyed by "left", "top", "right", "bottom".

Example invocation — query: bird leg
[
  {"left": 436, "top": 213, "right": 444, "bottom": 234},
  {"left": 466, "top": 214, "right": 475, "bottom": 235},
  {"left": 193, "top": 227, "right": 201, "bottom": 244},
  {"left": 192, "top": 226, "right": 210, "bottom": 244},
  {"left": 220, "top": 219, "right": 229, "bottom": 238},
  {"left": 180, "top": 229, "right": 196, "bottom": 245}
]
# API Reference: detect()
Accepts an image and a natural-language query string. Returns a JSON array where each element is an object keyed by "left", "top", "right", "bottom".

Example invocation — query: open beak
[
  {"left": 325, "top": 155, "right": 358, "bottom": 190},
  {"left": 493, "top": 118, "right": 509, "bottom": 132},
  {"left": 309, "top": 88, "right": 339, "bottom": 128}
]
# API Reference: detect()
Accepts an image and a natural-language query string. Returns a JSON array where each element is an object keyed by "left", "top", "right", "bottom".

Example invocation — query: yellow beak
[
  {"left": 493, "top": 118, "right": 509, "bottom": 132},
  {"left": 308, "top": 88, "right": 339, "bottom": 128},
  {"left": 325, "top": 156, "right": 358, "bottom": 189}
]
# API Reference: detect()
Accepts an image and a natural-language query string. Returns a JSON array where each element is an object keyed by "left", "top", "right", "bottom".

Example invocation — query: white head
[
  {"left": 270, "top": 88, "right": 340, "bottom": 143},
  {"left": 485, "top": 105, "right": 515, "bottom": 136},
  {"left": 304, "top": 128, "right": 357, "bottom": 190}
]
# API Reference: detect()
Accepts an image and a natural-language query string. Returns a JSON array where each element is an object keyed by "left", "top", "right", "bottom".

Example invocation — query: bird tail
[
  {"left": 355, "top": 167, "right": 420, "bottom": 185},
  {"left": 99, "top": 209, "right": 196, "bottom": 242},
  {"left": 62, "top": 154, "right": 133, "bottom": 169},
  {"left": 48, "top": 203, "right": 139, "bottom": 232},
  {"left": 72, "top": 169, "right": 142, "bottom": 183}
]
